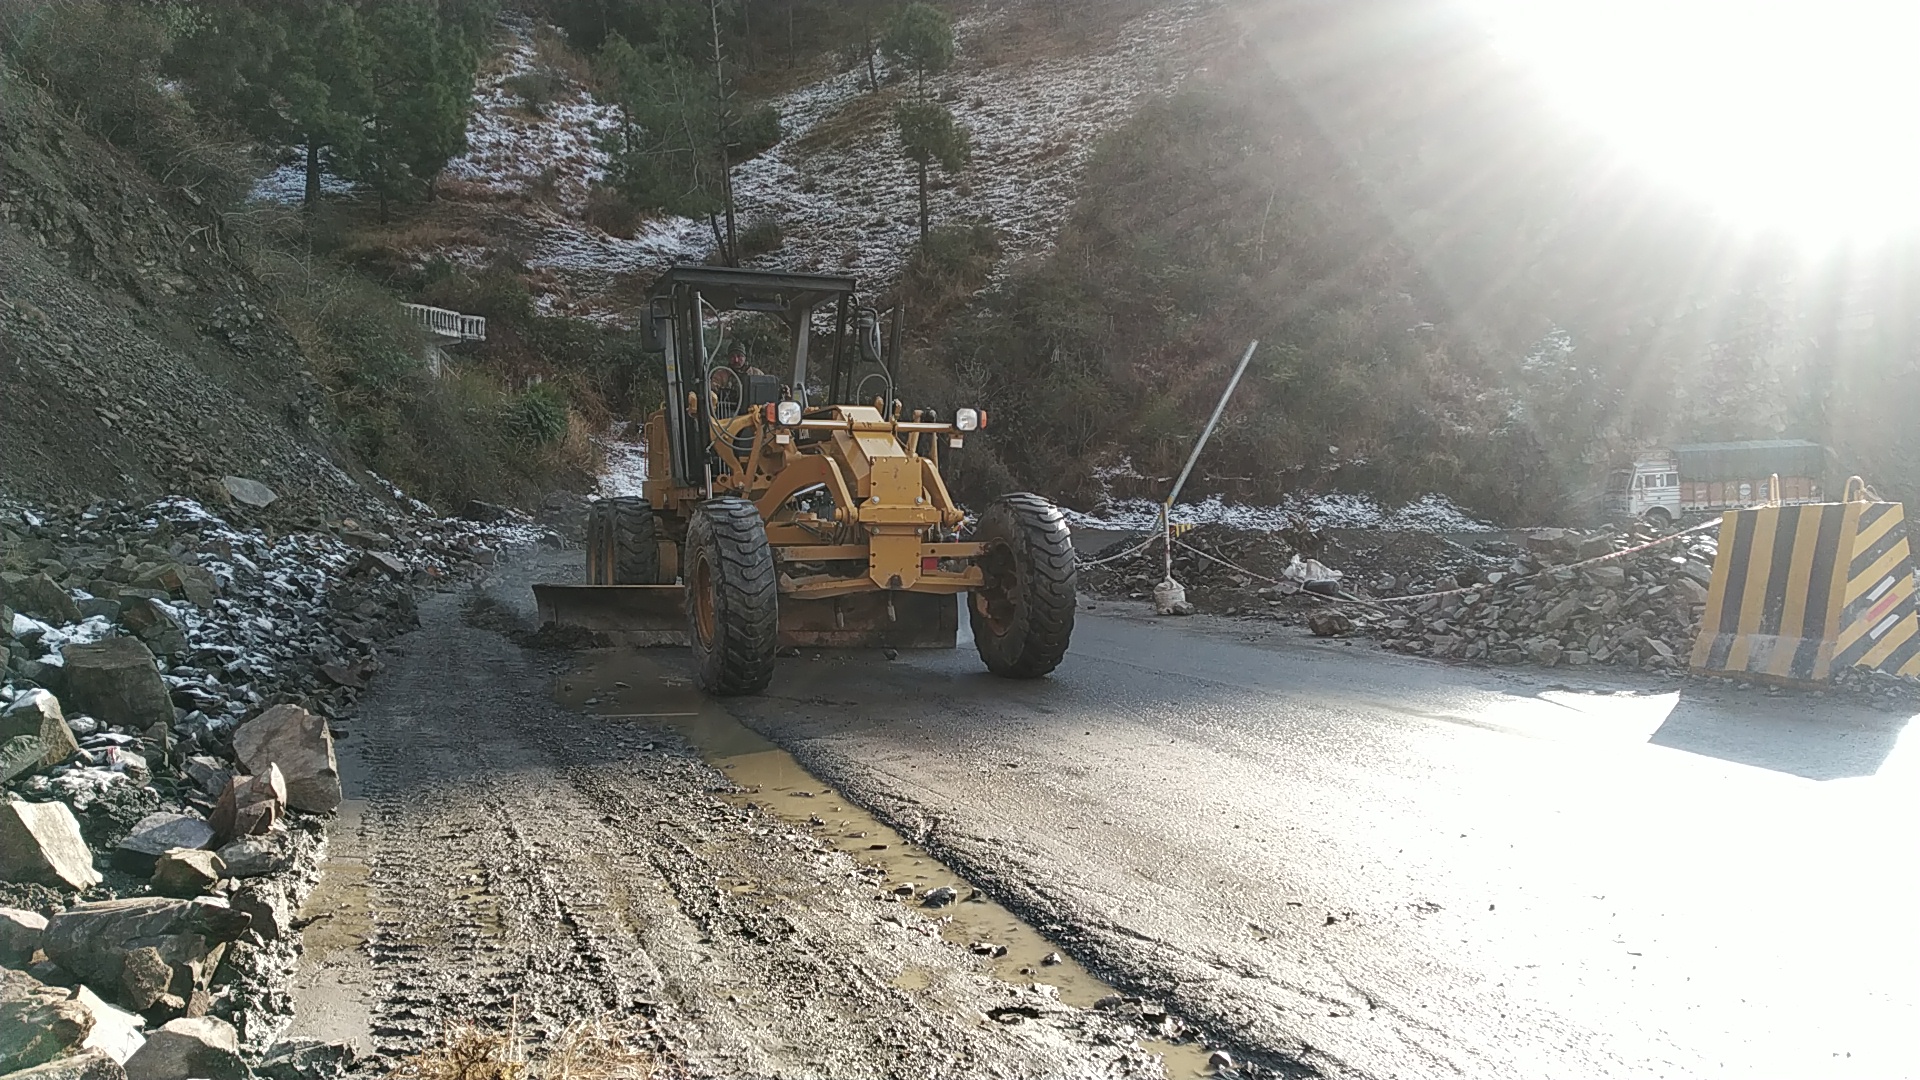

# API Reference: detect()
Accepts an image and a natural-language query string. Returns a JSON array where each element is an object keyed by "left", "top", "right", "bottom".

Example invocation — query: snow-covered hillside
[{"left": 447, "top": 3, "right": 1216, "bottom": 319}]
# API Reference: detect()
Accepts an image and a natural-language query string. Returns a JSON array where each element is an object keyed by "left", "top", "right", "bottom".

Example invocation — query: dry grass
[
  {"left": 793, "top": 88, "right": 901, "bottom": 155},
  {"left": 385, "top": 1020, "right": 657, "bottom": 1080},
  {"left": 532, "top": 24, "right": 598, "bottom": 90}
]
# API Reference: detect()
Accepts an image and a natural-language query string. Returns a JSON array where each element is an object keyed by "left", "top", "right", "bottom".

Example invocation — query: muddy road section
[
  {"left": 727, "top": 608, "right": 1920, "bottom": 1079},
  {"left": 288, "top": 549, "right": 1198, "bottom": 1079}
]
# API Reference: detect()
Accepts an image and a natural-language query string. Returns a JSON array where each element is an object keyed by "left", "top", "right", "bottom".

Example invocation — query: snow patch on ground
[
  {"left": 249, "top": 160, "right": 356, "bottom": 206},
  {"left": 443, "top": 19, "right": 623, "bottom": 210},
  {"left": 596, "top": 422, "right": 649, "bottom": 497},
  {"left": 1062, "top": 493, "right": 1496, "bottom": 534}
]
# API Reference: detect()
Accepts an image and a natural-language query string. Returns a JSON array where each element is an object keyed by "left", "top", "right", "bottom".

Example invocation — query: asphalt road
[{"left": 721, "top": 604, "right": 1920, "bottom": 1079}]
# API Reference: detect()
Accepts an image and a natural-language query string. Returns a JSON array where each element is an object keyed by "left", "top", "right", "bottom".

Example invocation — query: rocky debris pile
[
  {"left": 0, "top": 494, "right": 542, "bottom": 1075},
  {"left": 1080, "top": 523, "right": 1500, "bottom": 617},
  {"left": 1832, "top": 665, "right": 1920, "bottom": 710},
  {"left": 1360, "top": 527, "right": 1717, "bottom": 671}
]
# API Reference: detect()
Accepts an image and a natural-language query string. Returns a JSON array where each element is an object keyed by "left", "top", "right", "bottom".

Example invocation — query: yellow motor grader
[{"left": 534, "top": 265, "right": 1076, "bottom": 695}]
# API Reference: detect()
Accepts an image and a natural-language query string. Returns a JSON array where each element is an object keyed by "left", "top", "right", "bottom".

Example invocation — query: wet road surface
[{"left": 721, "top": 604, "right": 1920, "bottom": 1079}]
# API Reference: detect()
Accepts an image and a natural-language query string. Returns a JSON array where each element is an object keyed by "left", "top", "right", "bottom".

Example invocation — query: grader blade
[
  {"left": 778, "top": 592, "right": 958, "bottom": 649},
  {"left": 532, "top": 584, "right": 687, "bottom": 645},
  {"left": 533, "top": 584, "right": 958, "bottom": 650}
]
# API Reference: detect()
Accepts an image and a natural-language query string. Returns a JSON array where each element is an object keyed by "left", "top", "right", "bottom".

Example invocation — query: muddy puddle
[{"left": 557, "top": 647, "right": 1215, "bottom": 1079}]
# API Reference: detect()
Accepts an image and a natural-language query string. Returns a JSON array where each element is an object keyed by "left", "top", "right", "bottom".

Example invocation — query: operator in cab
[{"left": 726, "top": 342, "right": 765, "bottom": 376}]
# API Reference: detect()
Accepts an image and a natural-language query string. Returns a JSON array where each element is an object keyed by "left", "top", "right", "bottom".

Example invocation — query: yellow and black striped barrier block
[
  {"left": 1833, "top": 502, "right": 1920, "bottom": 677},
  {"left": 1689, "top": 501, "right": 1920, "bottom": 683},
  {"left": 1169, "top": 522, "right": 1199, "bottom": 539}
]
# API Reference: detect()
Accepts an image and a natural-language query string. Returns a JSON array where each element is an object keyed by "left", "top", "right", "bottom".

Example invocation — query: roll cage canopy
[{"left": 643, "top": 264, "right": 892, "bottom": 489}]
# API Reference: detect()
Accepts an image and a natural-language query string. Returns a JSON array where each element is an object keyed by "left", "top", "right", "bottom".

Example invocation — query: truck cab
[{"left": 1607, "top": 457, "right": 1683, "bottom": 526}]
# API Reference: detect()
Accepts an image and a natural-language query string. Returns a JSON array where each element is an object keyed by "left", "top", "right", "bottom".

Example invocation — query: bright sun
[{"left": 1463, "top": 0, "right": 1920, "bottom": 245}]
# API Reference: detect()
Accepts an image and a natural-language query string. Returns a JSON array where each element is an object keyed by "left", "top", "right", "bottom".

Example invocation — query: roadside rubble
[
  {"left": 0, "top": 492, "right": 547, "bottom": 1079},
  {"left": 1084, "top": 521, "right": 1920, "bottom": 705}
]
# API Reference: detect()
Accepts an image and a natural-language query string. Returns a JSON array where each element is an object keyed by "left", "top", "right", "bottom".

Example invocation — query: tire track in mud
[{"left": 322, "top": 575, "right": 1189, "bottom": 1079}]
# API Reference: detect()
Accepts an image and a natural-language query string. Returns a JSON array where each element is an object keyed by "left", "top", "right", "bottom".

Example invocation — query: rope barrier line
[
  {"left": 1076, "top": 532, "right": 1163, "bottom": 567},
  {"left": 1153, "top": 517, "right": 1724, "bottom": 610}
]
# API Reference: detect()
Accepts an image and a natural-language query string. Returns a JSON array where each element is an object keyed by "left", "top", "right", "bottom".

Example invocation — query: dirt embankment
[{"left": 0, "top": 63, "right": 379, "bottom": 514}]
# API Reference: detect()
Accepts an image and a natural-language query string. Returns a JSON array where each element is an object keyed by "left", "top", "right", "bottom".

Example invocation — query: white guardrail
[{"left": 402, "top": 303, "right": 487, "bottom": 342}]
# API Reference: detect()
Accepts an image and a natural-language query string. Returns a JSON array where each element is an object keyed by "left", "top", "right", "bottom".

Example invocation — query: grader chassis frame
[{"left": 535, "top": 265, "right": 1076, "bottom": 695}]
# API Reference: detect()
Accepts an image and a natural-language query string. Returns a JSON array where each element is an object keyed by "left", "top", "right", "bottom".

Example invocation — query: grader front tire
[
  {"left": 969, "top": 493, "right": 1076, "bottom": 678},
  {"left": 686, "top": 498, "right": 779, "bottom": 696}
]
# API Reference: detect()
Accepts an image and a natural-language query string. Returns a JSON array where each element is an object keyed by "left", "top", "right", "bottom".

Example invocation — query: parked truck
[{"left": 1606, "top": 439, "right": 1835, "bottom": 526}]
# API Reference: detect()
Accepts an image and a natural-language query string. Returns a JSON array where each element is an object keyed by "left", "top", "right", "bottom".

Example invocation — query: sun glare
[{"left": 1464, "top": 0, "right": 1920, "bottom": 244}]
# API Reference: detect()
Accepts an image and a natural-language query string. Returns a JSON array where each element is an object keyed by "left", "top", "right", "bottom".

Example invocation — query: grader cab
[{"left": 534, "top": 265, "right": 1076, "bottom": 695}]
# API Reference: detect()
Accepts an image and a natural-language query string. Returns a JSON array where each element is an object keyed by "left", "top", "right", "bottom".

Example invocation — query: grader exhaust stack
[{"left": 535, "top": 265, "right": 1075, "bottom": 695}]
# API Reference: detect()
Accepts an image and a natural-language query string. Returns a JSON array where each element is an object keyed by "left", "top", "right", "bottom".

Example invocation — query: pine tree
[
  {"left": 884, "top": 4, "right": 966, "bottom": 238},
  {"left": 881, "top": 2, "right": 953, "bottom": 91},
  {"left": 596, "top": 10, "right": 782, "bottom": 264},
  {"left": 894, "top": 98, "right": 970, "bottom": 238},
  {"left": 165, "top": 1, "right": 374, "bottom": 211},
  {"left": 346, "top": 1, "right": 489, "bottom": 220}
]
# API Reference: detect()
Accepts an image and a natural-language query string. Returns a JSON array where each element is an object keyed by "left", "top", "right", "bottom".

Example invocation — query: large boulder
[
  {"left": 0, "top": 907, "right": 49, "bottom": 968},
  {"left": 219, "top": 477, "right": 277, "bottom": 510},
  {"left": 114, "top": 601, "right": 185, "bottom": 661},
  {"left": 112, "top": 815, "right": 213, "bottom": 877},
  {"left": 213, "top": 833, "right": 289, "bottom": 879},
  {"left": 0, "top": 798, "right": 101, "bottom": 891},
  {"left": 232, "top": 706, "right": 339, "bottom": 814},
  {"left": 207, "top": 767, "right": 283, "bottom": 844},
  {"left": 149, "top": 851, "right": 223, "bottom": 899},
  {"left": 122, "top": 1018, "right": 243, "bottom": 1080},
  {"left": 125, "top": 567, "right": 218, "bottom": 610},
  {"left": 0, "top": 573, "right": 81, "bottom": 625},
  {"left": 41, "top": 898, "right": 249, "bottom": 1015},
  {"left": 0, "top": 968, "right": 91, "bottom": 1072},
  {"left": 1, "top": 691, "right": 81, "bottom": 780},
  {"left": 58, "top": 640, "right": 171, "bottom": 732}
]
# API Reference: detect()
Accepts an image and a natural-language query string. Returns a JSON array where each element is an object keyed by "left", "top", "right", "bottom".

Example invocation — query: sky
[{"left": 1461, "top": 0, "right": 1920, "bottom": 245}]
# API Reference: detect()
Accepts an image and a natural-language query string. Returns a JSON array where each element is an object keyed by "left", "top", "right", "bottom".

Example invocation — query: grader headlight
[
  {"left": 774, "top": 400, "right": 802, "bottom": 426},
  {"left": 955, "top": 408, "right": 981, "bottom": 432}
]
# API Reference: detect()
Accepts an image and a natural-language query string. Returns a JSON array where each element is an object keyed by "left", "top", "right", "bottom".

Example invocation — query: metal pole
[
  {"left": 1162, "top": 339, "right": 1257, "bottom": 582},
  {"left": 1166, "top": 339, "right": 1258, "bottom": 513}
]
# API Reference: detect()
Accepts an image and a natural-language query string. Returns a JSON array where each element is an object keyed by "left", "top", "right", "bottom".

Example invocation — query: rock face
[
  {"left": 112, "top": 814, "right": 214, "bottom": 876},
  {"left": 149, "top": 851, "right": 224, "bottom": 899},
  {"left": 207, "top": 767, "right": 284, "bottom": 843},
  {"left": 59, "top": 638, "right": 173, "bottom": 731},
  {"left": 231, "top": 706, "right": 339, "bottom": 814},
  {"left": 0, "top": 571, "right": 82, "bottom": 624},
  {"left": 42, "top": 897, "right": 250, "bottom": 1015},
  {"left": 122, "top": 1017, "right": 244, "bottom": 1080},
  {"left": 0, "top": 907, "right": 50, "bottom": 968},
  {"left": 0, "top": 796, "right": 102, "bottom": 891},
  {"left": 1, "top": 690, "right": 81, "bottom": 779}
]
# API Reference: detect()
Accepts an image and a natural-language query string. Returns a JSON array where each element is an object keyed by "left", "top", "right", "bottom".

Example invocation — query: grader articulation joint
[{"left": 534, "top": 265, "right": 1076, "bottom": 695}]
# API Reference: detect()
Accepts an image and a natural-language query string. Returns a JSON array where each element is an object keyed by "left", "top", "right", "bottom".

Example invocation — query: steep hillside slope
[
  {"left": 281, "top": 2, "right": 1223, "bottom": 322},
  {"left": 0, "top": 63, "right": 362, "bottom": 510}
]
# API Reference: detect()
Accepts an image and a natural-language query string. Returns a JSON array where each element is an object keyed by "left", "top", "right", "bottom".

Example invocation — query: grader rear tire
[
  {"left": 685, "top": 498, "right": 778, "bottom": 696},
  {"left": 585, "top": 502, "right": 612, "bottom": 584},
  {"left": 969, "top": 493, "right": 1076, "bottom": 678},
  {"left": 606, "top": 497, "right": 664, "bottom": 584}
]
